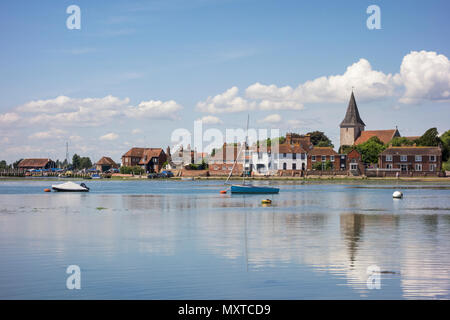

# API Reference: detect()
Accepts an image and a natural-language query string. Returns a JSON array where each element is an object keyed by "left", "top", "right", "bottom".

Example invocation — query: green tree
[
  {"left": 440, "top": 129, "right": 450, "bottom": 161},
  {"left": 79, "top": 157, "right": 92, "bottom": 169},
  {"left": 389, "top": 137, "right": 414, "bottom": 147},
  {"left": 211, "top": 148, "right": 216, "bottom": 157},
  {"left": 13, "top": 159, "right": 23, "bottom": 169},
  {"left": 312, "top": 161, "right": 323, "bottom": 170},
  {"left": 415, "top": 127, "right": 441, "bottom": 146},
  {"left": 339, "top": 145, "right": 354, "bottom": 154},
  {"left": 355, "top": 136, "right": 386, "bottom": 164},
  {"left": 0, "top": 160, "right": 8, "bottom": 170},
  {"left": 307, "top": 131, "right": 334, "bottom": 148},
  {"left": 72, "top": 154, "right": 81, "bottom": 169}
]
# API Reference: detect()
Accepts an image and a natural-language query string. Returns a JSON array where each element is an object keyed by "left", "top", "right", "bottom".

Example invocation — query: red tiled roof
[
  {"left": 308, "top": 147, "right": 338, "bottom": 156},
  {"left": 138, "top": 148, "right": 164, "bottom": 164},
  {"left": 122, "top": 147, "right": 147, "bottom": 158},
  {"left": 96, "top": 156, "right": 118, "bottom": 166},
  {"left": 381, "top": 146, "right": 441, "bottom": 156},
  {"left": 18, "top": 158, "right": 52, "bottom": 168},
  {"left": 277, "top": 144, "right": 306, "bottom": 154},
  {"left": 354, "top": 130, "right": 398, "bottom": 145}
]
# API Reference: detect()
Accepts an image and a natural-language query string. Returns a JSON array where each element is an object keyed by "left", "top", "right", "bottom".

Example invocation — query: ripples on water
[{"left": 0, "top": 180, "right": 449, "bottom": 299}]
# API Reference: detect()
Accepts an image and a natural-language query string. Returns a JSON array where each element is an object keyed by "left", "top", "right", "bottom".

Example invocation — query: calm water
[{"left": 0, "top": 179, "right": 449, "bottom": 299}]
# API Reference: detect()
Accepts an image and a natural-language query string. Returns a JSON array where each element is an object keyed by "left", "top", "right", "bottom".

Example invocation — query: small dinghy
[{"left": 52, "top": 181, "right": 90, "bottom": 192}]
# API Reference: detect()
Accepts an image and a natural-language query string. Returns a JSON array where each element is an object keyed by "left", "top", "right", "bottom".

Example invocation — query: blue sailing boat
[{"left": 225, "top": 115, "right": 280, "bottom": 194}]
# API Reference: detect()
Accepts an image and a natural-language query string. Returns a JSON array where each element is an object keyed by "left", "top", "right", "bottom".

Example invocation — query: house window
[
  {"left": 330, "top": 155, "right": 335, "bottom": 162},
  {"left": 311, "top": 155, "right": 316, "bottom": 161},
  {"left": 283, "top": 163, "right": 287, "bottom": 170},
  {"left": 292, "top": 163, "right": 296, "bottom": 170},
  {"left": 301, "top": 153, "right": 305, "bottom": 160},
  {"left": 293, "top": 153, "right": 296, "bottom": 159},
  {"left": 350, "top": 163, "right": 358, "bottom": 170},
  {"left": 415, "top": 164, "right": 422, "bottom": 171},
  {"left": 415, "top": 155, "right": 422, "bottom": 162},
  {"left": 386, "top": 155, "right": 393, "bottom": 162},
  {"left": 430, "top": 155, "right": 436, "bottom": 162},
  {"left": 386, "top": 164, "right": 393, "bottom": 169},
  {"left": 400, "top": 164, "right": 408, "bottom": 172},
  {"left": 430, "top": 164, "right": 436, "bottom": 171},
  {"left": 400, "top": 155, "right": 407, "bottom": 162},
  {"left": 283, "top": 153, "right": 286, "bottom": 158},
  {"left": 321, "top": 156, "right": 326, "bottom": 162}
]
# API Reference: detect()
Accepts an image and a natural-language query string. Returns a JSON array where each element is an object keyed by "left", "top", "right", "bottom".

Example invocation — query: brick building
[
  {"left": 379, "top": 146, "right": 442, "bottom": 174},
  {"left": 121, "top": 147, "right": 167, "bottom": 173}
]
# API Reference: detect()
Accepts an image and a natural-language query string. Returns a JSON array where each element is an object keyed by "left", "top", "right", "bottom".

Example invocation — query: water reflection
[{"left": 0, "top": 181, "right": 449, "bottom": 299}]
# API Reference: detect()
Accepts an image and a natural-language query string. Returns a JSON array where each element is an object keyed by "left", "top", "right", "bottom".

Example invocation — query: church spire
[{"left": 340, "top": 91, "right": 365, "bottom": 127}]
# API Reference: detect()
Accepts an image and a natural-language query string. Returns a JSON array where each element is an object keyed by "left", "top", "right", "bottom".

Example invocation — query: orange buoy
[
  {"left": 44, "top": 188, "right": 51, "bottom": 192},
  {"left": 220, "top": 190, "right": 227, "bottom": 194}
]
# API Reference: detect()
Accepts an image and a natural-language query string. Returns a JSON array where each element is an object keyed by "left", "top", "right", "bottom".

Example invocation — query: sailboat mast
[{"left": 243, "top": 114, "right": 249, "bottom": 185}]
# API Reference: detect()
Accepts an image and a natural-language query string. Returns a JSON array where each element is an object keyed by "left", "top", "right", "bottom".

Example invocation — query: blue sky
[{"left": 0, "top": 0, "right": 449, "bottom": 162}]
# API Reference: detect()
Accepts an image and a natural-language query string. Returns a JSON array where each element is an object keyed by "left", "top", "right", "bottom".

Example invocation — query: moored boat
[
  {"left": 51, "top": 181, "right": 90, "bottom": 192},
  {"left": 231, "top": 184, "right": 279, "bottom": 194}
]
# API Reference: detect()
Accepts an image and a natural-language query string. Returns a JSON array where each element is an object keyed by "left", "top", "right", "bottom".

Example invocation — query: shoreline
[{"left": 1, "top": 175, "right": 449, "bottom": 184}]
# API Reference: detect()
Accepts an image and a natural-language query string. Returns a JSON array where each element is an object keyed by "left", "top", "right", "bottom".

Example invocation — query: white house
[{"left": 248, "top": 144, "right": 308, "bottom": 175}]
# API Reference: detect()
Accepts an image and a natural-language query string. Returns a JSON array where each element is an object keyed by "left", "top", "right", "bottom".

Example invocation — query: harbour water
[{"left": 0, "top": 179, "right": 449, "bottom": 299}]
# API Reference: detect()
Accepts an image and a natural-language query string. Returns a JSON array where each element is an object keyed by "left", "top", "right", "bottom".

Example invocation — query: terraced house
[{"left": 379, "top": 146, "right": 442, "bottom": 175}]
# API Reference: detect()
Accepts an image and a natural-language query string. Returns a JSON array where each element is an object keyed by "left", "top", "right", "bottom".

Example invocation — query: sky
[{"left": 0, "top": 0, "right": 449, "bottom": 163}]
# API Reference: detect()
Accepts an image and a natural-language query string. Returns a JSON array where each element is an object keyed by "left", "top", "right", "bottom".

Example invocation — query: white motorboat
[{"left": 51, "top": 181, "right": 90, "bottom": 192}]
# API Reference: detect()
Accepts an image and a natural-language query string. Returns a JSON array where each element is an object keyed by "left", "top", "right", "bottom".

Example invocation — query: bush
[{"left": 120, "top": 166, "right": 144, "bottom": 175}]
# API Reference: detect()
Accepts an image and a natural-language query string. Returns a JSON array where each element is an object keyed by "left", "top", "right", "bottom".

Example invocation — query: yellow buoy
[{"left": 261, "top": 199, "right": 272, "bottom": 204}]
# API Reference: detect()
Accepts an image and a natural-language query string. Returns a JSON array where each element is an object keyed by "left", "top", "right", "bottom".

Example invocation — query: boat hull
[
  {"left": 230, "top": 185, "right": 279, "bottom": 194},
  {"left": 52, "top": 187, "right": 89, "bottom": 192}
]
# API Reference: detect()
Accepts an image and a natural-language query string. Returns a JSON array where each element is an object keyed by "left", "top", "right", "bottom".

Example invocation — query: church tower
[{"left": 340, "top": 92, "right": 365, "bottom": 147}]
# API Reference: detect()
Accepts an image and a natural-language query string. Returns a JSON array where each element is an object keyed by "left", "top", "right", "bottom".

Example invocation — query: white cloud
[
  {"left": 0, "top": 112, "right": 20, "bottom": 125},
  {"left": 132, "top": 129, "right": 143, "bottom": 134},
  {"left": 246, "top": 58, "right": 396, "bottom": 104},
  {"left": 29, "top": 128, "right": 67, "bottom": 140},
  {"left": 125, "top": 100, "right": 183, "bottom": 120},
  {"left": 196, "top": 115, "right": 223, "bottom": 124},
  {"left": 198, "top": 51, "right": 450, "bottom": 114},
  {"left": 196, "top": 87, "right": 256, "bottom": 113},
  {"left": 397, "top": 50, "right": 450, "bottom": 104},
  {"left": 99, "top": 133, "right": 119, "bottom": 141},
  {"left": 258, "top": 114, "right": 282, "bottom": 124}
]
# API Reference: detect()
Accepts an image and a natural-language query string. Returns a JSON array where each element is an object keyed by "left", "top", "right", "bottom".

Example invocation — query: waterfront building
[
  {"left": 378, "top": 146, "right": 442, "bottom": 174},
  {"left": 121, "top": 147, "right": 167, "bottom": 173},
  {"left": 307, "top": 147, "right": 340, "bottom": 171},
  {"left": 208, "top": 143, "right": 244, "bottom": 176},
  {"left": 18, "top": 158, "right": 56, "bottom": 170},
  {"left": 95, "top": 156, "right": 119, "bottom": 172}
]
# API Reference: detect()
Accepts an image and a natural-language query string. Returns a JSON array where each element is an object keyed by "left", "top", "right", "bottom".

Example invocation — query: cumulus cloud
[
  {"left": 198, "top": 51, "right": 450, "bottom": 114},
  {"left": 125, "top": 100, "right": 183, "bottom": 120},
  {"left": 132, "top": 129, "right": 143, "bottom": 134},
  {"left": 196, "top": 87, "right": 256, "bottom": 113},
  {"left": 246, "top": 58, "right": 396, "bottom": 104},
  {"left": 397, "top": 50, "right": 450, "bottom": 104},
  {"left": 99, "top": 132, "right": 119, "bottom": 141},
  {"left": 258, "top": 114, "right": 282, "bottom": 124},
  {"left": 196, "top": 115, "right": 223, "bottom": 124}
]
